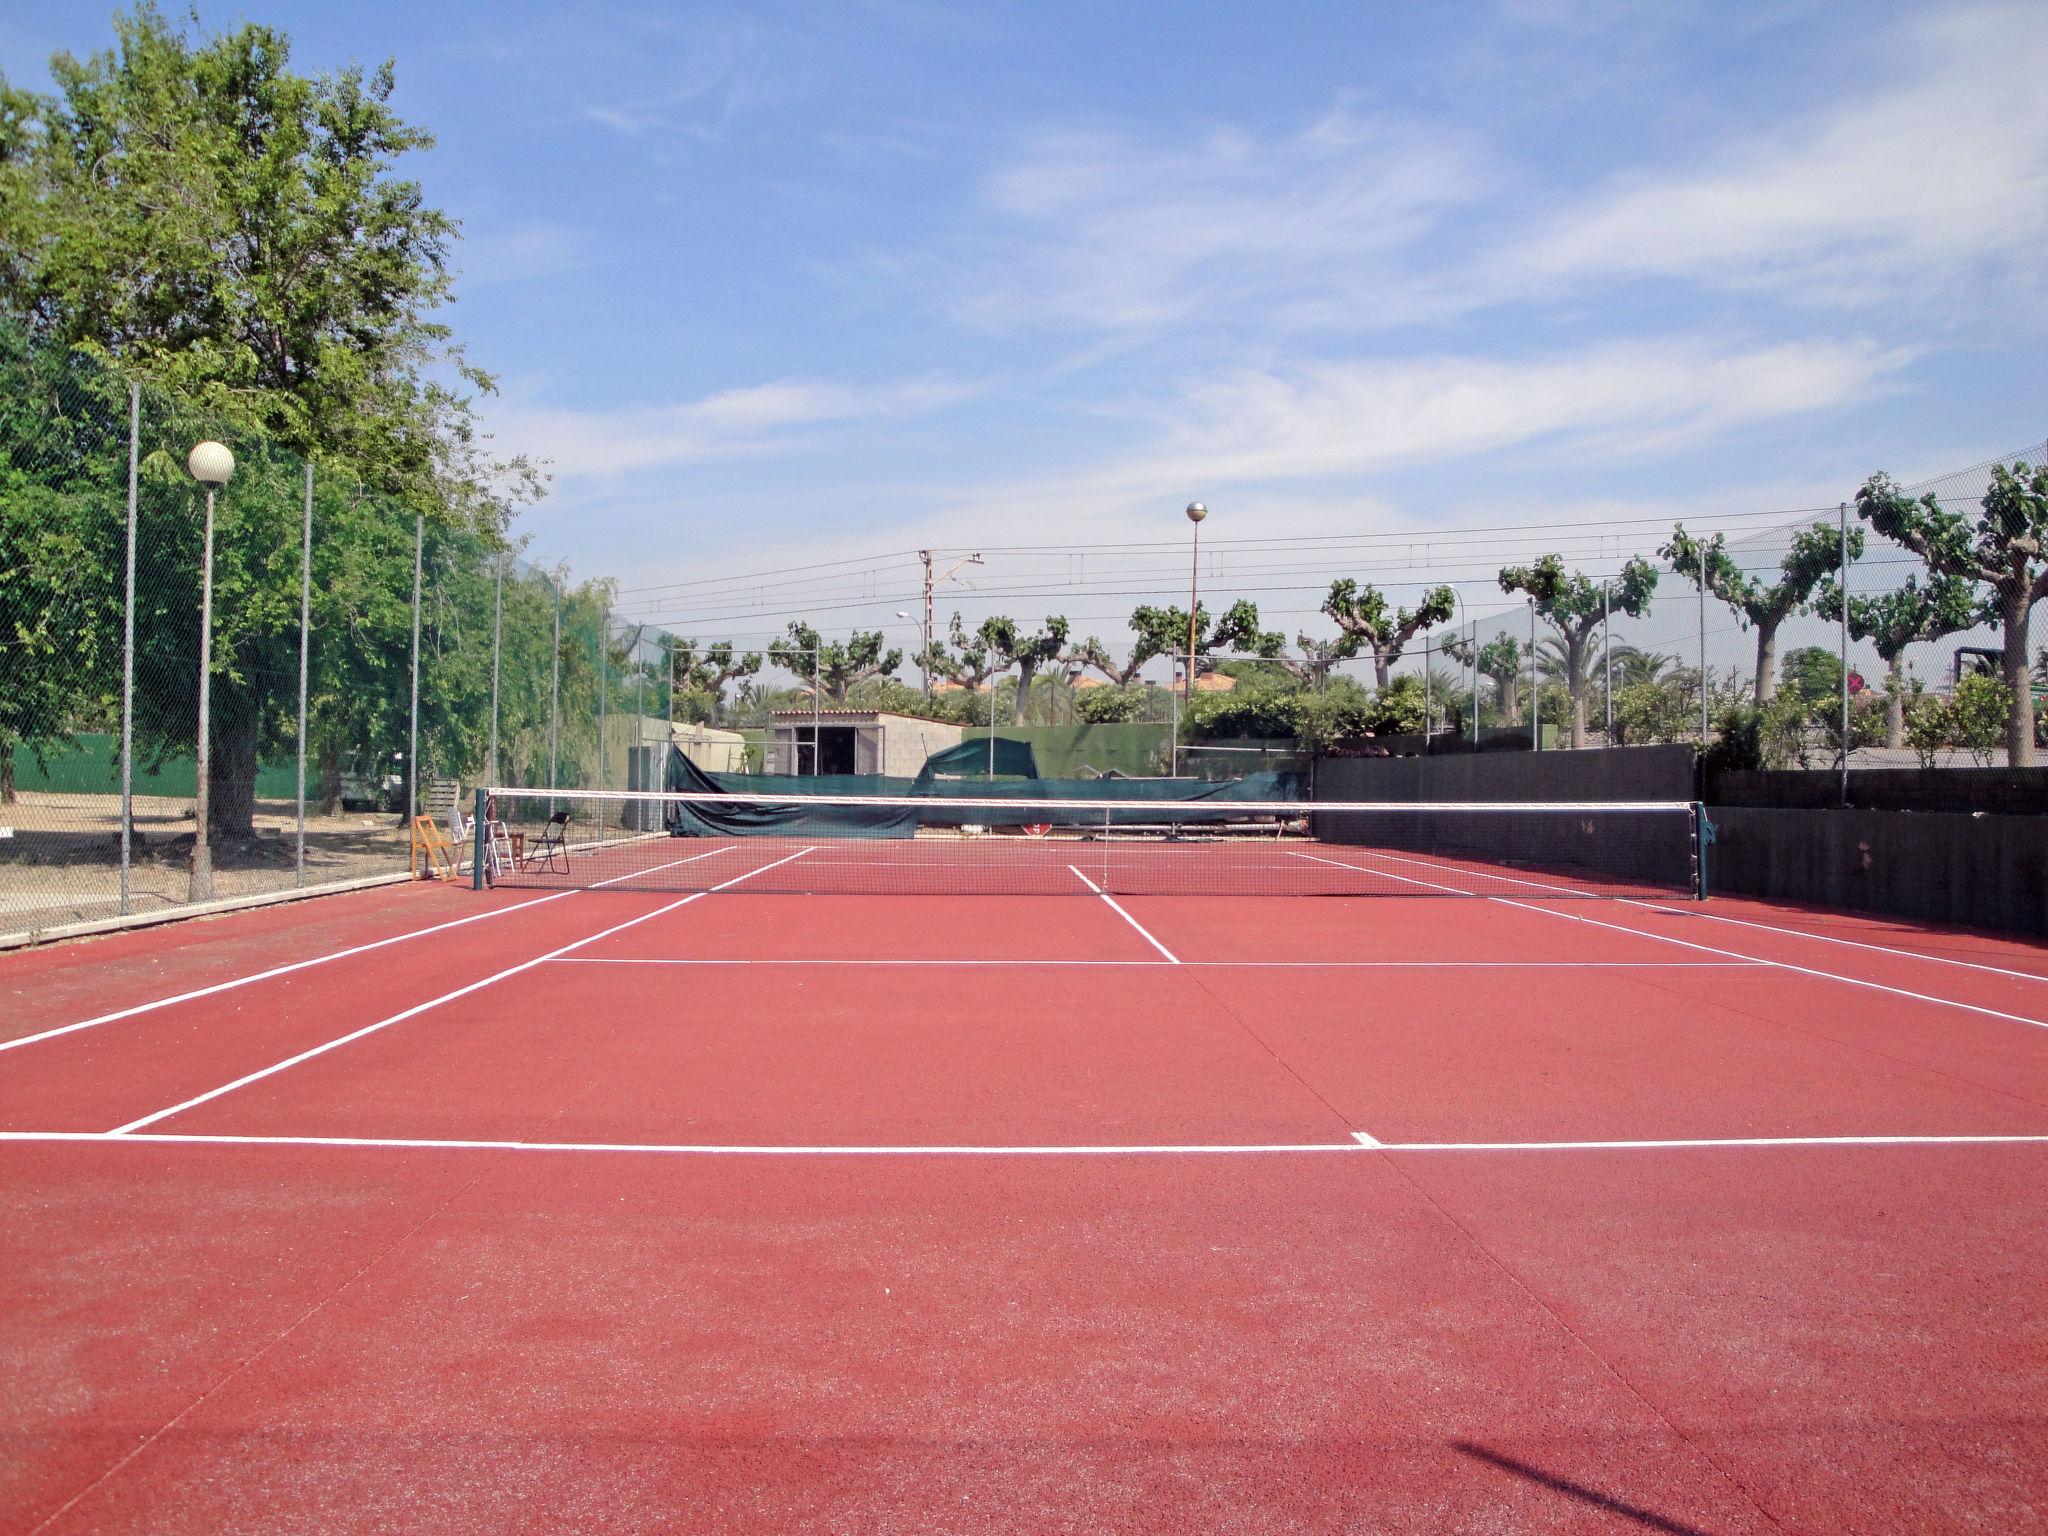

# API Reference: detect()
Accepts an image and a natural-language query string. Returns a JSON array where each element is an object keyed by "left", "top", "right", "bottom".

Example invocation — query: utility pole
[{"left": 919, "top": 549, "right": 984, "bottom": 702}]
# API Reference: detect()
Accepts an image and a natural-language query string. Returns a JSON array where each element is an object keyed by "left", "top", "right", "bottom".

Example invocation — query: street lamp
[
  {"left": 1179, "top": 501, "right": 1207, "bottom": 776},
  {"left": 186, "top": 440, "right": 234, "bottom": 900}
]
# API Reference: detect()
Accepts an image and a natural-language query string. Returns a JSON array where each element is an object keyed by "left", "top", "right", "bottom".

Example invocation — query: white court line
[
  {"left": 0, "top": 844, "right": 738, "bottom": 1059},
  {"left": 1291, "top": 850, "right": 1482, "bottom": 897},
  {"left": 545, "top": 956, "right": 1765, "bottom": 969},
  {"left": 1301, "top": 850, "right": 2048, "bottom": 1032},
  {"left": 4, "top": 1129, "right": 2045, "bottom": 1156},
  {"left": 1507, "top": 899, "right": 2048, "bottom": 1033},
  {"left": 1068, "top": 866, "right": 1180, "bottom": 964},
  {"left": 1318, "top": 845, "right": 1589, "bottom": 898},
  {"left": 1622, "top": 900, "right": 2048, "bottom": 985},
  {"left": 107, "top": 846, "right": 812, "bottom": 1135}
]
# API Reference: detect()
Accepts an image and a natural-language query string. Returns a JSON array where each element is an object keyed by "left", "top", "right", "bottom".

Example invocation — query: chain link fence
[{"left": 0, "top": 328, "right": 656, "bottom": 944}]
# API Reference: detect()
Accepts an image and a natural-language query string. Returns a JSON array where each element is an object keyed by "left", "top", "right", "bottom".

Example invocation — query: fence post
[
  {"left": 296, "top": 463, "right": 312, "bottom": 886},
  {"left": 1698, "top": 543, "right": 1709, "bottom": 747},
  {"left": 1169, "top": 650, "right": 1181, "bottom": 775},
  {"left": 1838, "top": 499, "right": 1850, "bottom": 804},
  {"left": 1528, "top": 600, "right": 1538, "bottom": 751},
  {"left": 1603, "top": 582, "right": 1612, "bottom": 744},
  {"left": 1423, "top": 634, "right": 1431, "bottom": 754},
  {"left": 118, "top": 382, "right": 138, "bottom": 915},
  {"left": 547, "top": 571, "right": 561, "bottom": 811},
  {"left": 408, "top": 513, "right": 422, "bottom": 826},
  {"left": 488, "top": 553, "right": 503, "bottom": 787},
  {"left": 596, "top": 604, "right": 609, "bottom": 838}
]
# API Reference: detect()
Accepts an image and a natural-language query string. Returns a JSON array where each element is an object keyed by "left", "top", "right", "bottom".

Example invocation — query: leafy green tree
[
  {"left": 1129, "top": 598, "right": 1285, "bottom": 683},
  {"left": 1661, "top": 521, "right": 1861, "bottom": 706},
  {"left": 0, "top": 333, "right": 125, "bottom": 802},
  {"left": 985, "top": 615, "right": 1070, "bottom": 724},
  {"left": 920, "top": 612, "right": 1005, "bottom": 691},
  {"left": 1320, "top": 580, "right": 1455, "bottom": 687},
  {"left": 1292, "top": 633, "right": 1361, "bottom": 688},
  {"left": 1471, "top": 634, "right": 1525, "bottom": 725},
  {"left": 767, "top": 621, "right": 902, "bottom": 705},
  {"left": 0, "top": 9, "right": 534, "bottom": 835},
  {"left": 668, "top": 638, "right": 762, "bottom": 720},
  {"left": 1496, "top": 555, "right": 1657, "bottom": 747},
  {"left": 1856, "top": 465, "right": 2048, "bottom": 764},
  {"left": 1814, "top": 572, "right": 1985, "bottom": 749}
]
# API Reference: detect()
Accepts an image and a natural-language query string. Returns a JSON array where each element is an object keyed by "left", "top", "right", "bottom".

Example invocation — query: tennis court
[{"left": 4, "top": 808, "right": 2047, "bottom": 1533}]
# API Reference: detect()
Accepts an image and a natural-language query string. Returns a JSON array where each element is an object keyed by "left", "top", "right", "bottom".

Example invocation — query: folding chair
[{"left": 522, "top": 809, "right": 571, "bottom": 874}]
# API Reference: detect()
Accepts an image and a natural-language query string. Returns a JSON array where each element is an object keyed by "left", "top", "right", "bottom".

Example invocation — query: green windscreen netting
[{"left": 660, "top": 743, "right": 1307, "bottom": 838}]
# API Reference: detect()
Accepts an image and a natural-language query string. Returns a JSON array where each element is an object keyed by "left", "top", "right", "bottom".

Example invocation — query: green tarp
[{"left": 661, "top": 743, "right": 1305, "bottom": 838}]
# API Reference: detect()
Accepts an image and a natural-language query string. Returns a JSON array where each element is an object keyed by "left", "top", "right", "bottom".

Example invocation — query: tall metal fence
[{"left": 0, "top": 329, "right": 653, "bottom": 944}]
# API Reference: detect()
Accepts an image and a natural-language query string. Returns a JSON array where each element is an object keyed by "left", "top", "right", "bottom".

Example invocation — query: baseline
[{"left": 4, "top": 1129, "right": 2046, "bottom": 1155}]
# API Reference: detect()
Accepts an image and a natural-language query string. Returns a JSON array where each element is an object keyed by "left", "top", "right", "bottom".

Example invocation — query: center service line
[{"left": 1069, "top": 865, "right": 1180, "bottom": 963}]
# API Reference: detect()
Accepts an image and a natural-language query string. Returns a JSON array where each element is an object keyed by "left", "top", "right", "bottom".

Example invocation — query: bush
[
  {"left": 1614, "top": 680, "right": 1693, "bottom": 745},
  {"left": 1906, "top": 675, "right": 2012, "bottom": 765},
  {"left": 1703, "top": 703, "right": 1763, "bottom": 774},
  {"left": 1075, "top": 684, "right": 1153, "bottom": 724}
]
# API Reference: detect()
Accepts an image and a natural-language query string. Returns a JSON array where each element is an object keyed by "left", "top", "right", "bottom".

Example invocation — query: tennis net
[{"left": 474, "top": 788, "right": 1704, "bottom": 899}]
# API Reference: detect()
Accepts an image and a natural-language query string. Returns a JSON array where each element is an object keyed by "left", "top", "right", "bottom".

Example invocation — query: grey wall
[
  {"left": 1316, "top": 744, "right": 1696, "bottom": 804},
  {"left": 1708, "top": 807, "right": 2048, "bottom": 936},
  {"left": 1713, "top": 768, "right": 2048, "bottom": 815}
]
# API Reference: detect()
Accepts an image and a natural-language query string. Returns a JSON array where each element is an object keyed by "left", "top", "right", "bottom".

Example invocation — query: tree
[
  {"left": 919, "top": 612, "right": 1005, "bottom": 693},
  {"left": 1292, "top": 633, "right": 1361, "bottom": 688},
  {"left": 1473, "top": 635, "right": 1525, "bottom": 725},
  {"left": 0, "top": 9, "right": 528, "bottom": 836},
  {"left": 668, "top": 638, "right": 762, "bottom": 717},
  {"left": 1856, "top": 465, "right": 2048, "bottom": 764},
  {"left": 986, "top": 615, "right": 1071, "bottom": 724},
  {"left": 1814, "top": 570, "right": 1986, "bottom": 749},
  {"left": 1129, "top": 598, "right": 1285, "bottom": 682},
  {"left": 766, "top": 622, "right": 902, "bottom": 705},
  {"left": 1320, "top": 581, "right": 1455, "bottom": 687},
  {"left": 1496, "top": 555, "right": 1657, "bottom": 748},
  {"left": 1660, "top": 521, "right": 1861, "bottom": 706}
]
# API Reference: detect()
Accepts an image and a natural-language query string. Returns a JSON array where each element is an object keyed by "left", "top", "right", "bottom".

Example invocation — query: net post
[
  {"left": 1691, "top": 799, "right": 1710, "bottom": 901},
  {"left": 472, "top": 788, "right": 488, "bottom": 892}
]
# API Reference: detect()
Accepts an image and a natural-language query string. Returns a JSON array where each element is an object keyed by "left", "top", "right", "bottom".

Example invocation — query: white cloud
[
  {"left": 491, "top": 377, "right": 972, "bottom": 477},
  {"left": 456, "top": 221, "right": 590, "bottom": 287},
  {"left": 954, "top": 104, "right": 1486, "bottom": 336},
  {"left": 1117, "top": 337, "right": 1908, "bottom": 488},
  {"left": 1504, "top": 4, "right": 2048, "bottom": 306}
]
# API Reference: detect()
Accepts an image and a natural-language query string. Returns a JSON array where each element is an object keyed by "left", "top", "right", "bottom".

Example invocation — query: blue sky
[{"left": 7, "top": 0, "right": 2048, "bottom": 654}]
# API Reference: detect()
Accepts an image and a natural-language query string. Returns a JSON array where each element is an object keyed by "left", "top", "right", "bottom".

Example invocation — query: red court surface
[{"left": 3, "top": 863, "right": 2047, "bottom": 1533}]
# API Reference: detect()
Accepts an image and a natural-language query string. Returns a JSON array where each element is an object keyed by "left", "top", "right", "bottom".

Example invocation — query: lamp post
[
  {"left": 186, "top": 440, "right": 235, "bottom": 900},
  {"left": 1179, "top": 501, "right": 1207, "bottom": 775},
  {"left": 1528, "top": 596, "right": 1539, "bottom": 752}
]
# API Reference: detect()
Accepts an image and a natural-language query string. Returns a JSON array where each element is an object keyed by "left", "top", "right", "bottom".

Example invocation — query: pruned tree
[
  {"left": 1497, "top": 555, "right": 1658, "bottom": 747},
  {"left": 1814, "top": 571, "right": 1987, "bottom": 748},
  {"left": 767, "top": 621, "right": 902, "bottom": 705},
  {"left": 1661, "top": 522, "right": 1861, "bottom": 705},
  {"left": 1475, "top": 634, "right": 1525, "bottom": 725},
  {"left": 1320, "top": 581, "right": 1456, "bottom": 688},
  {"left": 919, "top": 612, "right": 1005, "bottom": 693},
  {"left": 1856, "top": 464, "right": 2048, "bottom": 765},
  {"left": 1063, "top": 634, "right": 1138, "bottom": 686},
  {"left": 667, "top": 638, "right": 762, "bottom": 711},
  {"left": 987, "top": 615, "right": 1070, "bottom": 724},
  {"left": 1128, "top": 598, "right": 1284, "bottom": 683},
  {"left": 1293, "top": 632, "right": 1362, "bottom": 688}
]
